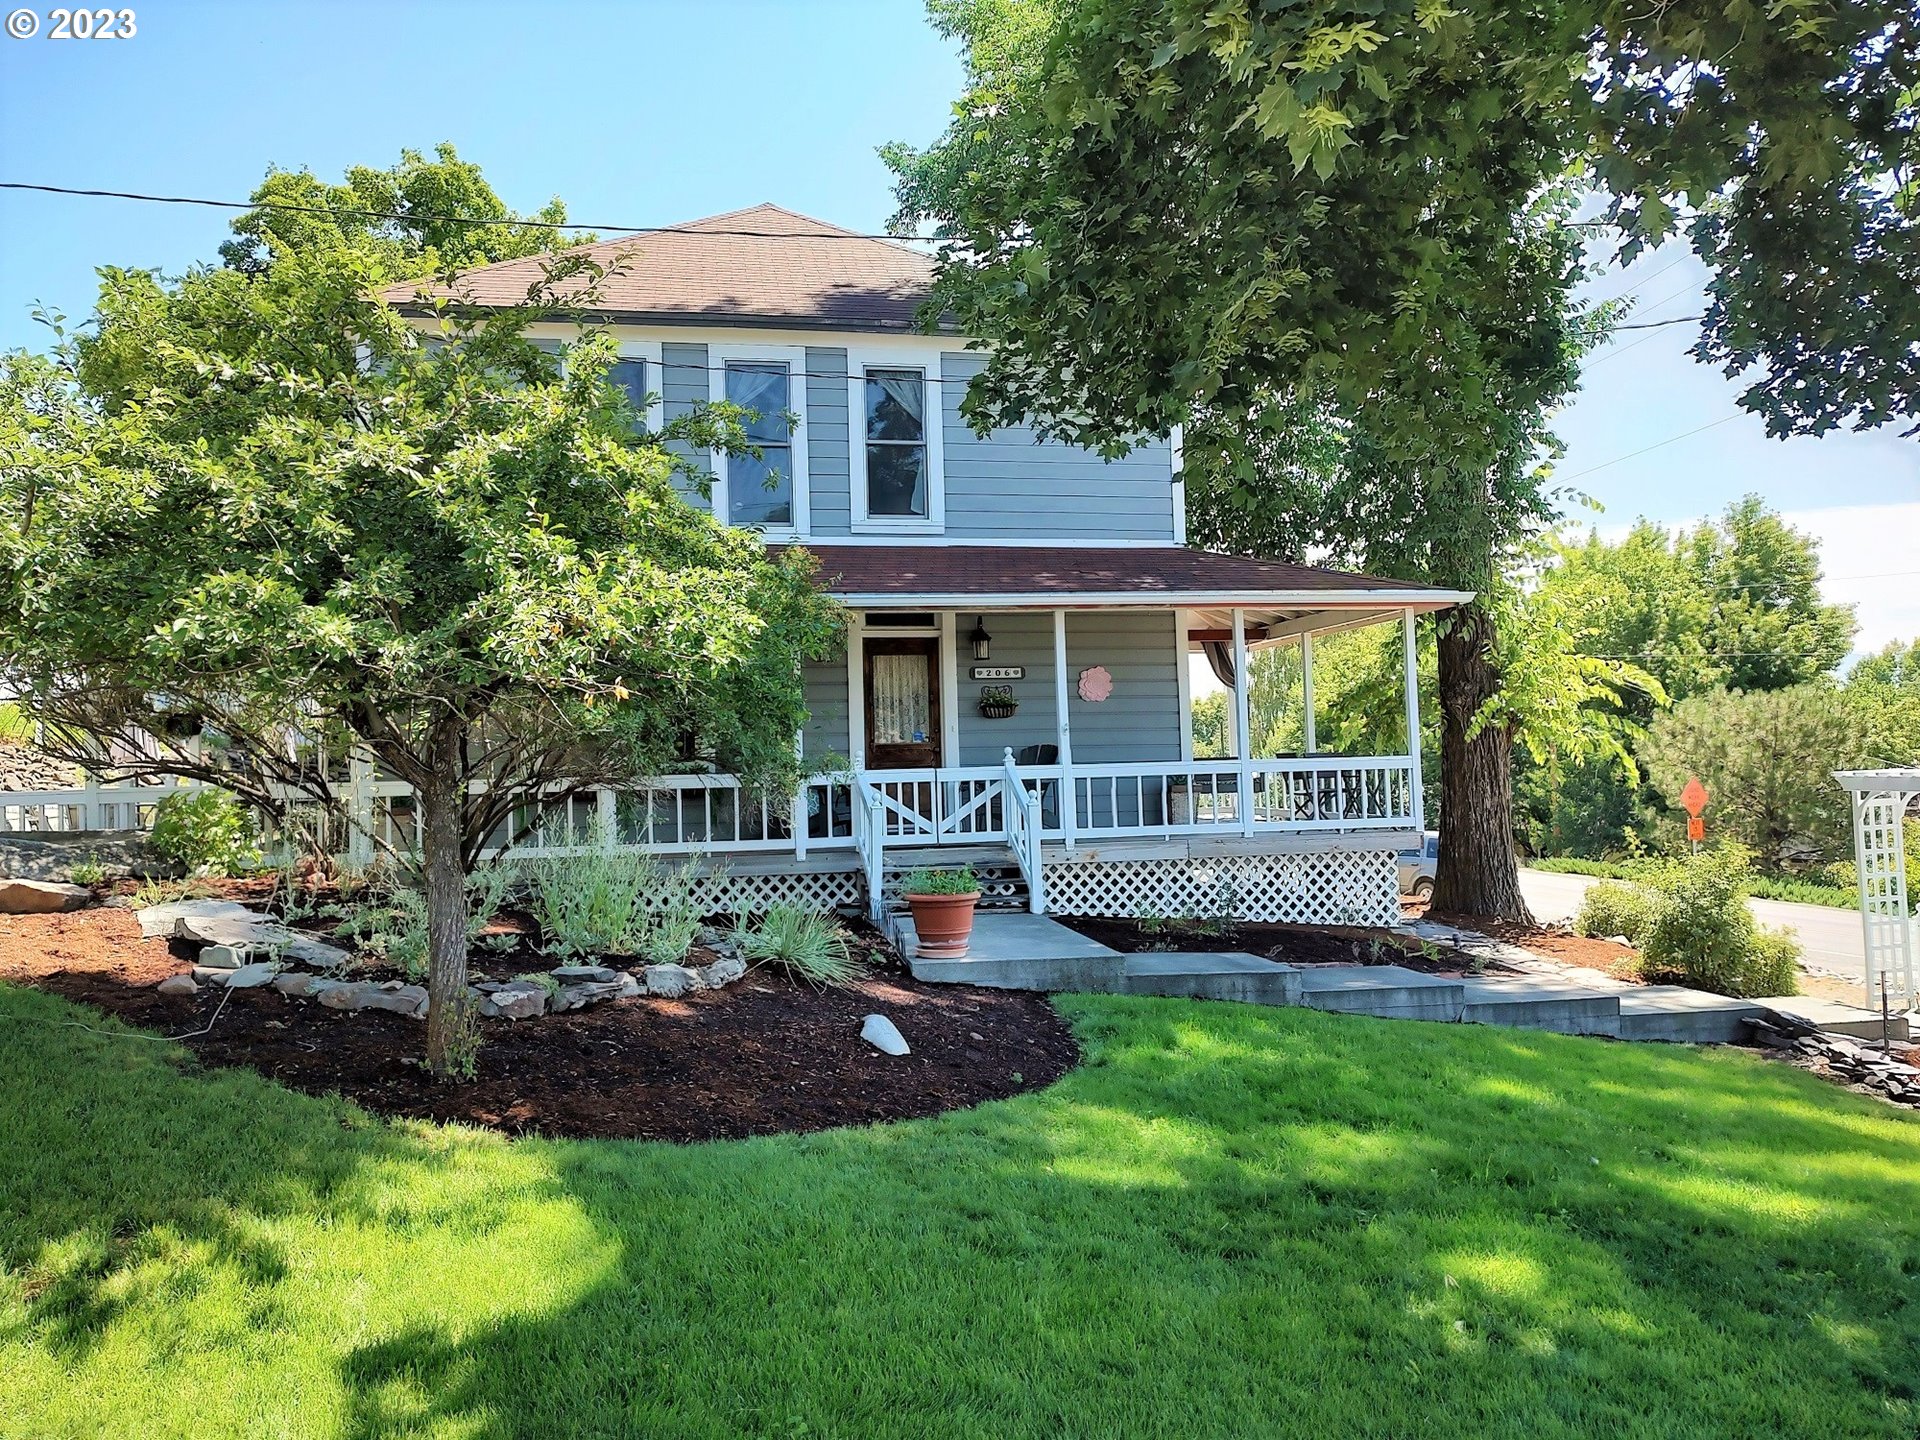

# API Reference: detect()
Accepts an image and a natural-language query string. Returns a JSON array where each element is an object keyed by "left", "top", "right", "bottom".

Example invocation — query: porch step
[
  {"left": 880, "top": 846, "right": 1030, "bottom": 912},
  {"left": 895, "top": 912, "right": 1124, "bottom": 991}
]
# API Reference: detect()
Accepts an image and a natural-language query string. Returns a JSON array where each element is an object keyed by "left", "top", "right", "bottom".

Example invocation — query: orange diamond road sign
[{"left": 1679, "top": 776, "right": 1709, "bottom": 818}]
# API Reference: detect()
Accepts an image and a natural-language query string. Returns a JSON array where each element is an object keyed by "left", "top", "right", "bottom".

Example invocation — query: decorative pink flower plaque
[{"left": 1077, "top": 665, "right": 1113, "bottom": 703}]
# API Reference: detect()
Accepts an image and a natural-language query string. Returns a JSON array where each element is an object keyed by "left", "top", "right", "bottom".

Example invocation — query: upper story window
[
  {"left": 607, "top": 357, "right": 648, "bottom": 428},
  {"left": 865, "top": 370, "right": 927, "bottom": 518},
  {"left": 707, "top": 345, "right": 808, "bottom": 534},
  {"left": 850, "top": 350, "right": 944, "bottom": 533}
]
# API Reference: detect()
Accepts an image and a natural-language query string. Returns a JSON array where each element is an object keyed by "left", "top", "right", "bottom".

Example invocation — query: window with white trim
[
  {"left": 712, "top": 348, "right": 807, "bottom": 534},
  {"left": 850, "top": 350, "right": 944, "bottom": 532}
]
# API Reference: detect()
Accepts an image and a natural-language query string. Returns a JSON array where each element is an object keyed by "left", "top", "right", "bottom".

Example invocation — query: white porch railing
[{"left": 0, "top": 755, "right": 1417, "bottom": 916}]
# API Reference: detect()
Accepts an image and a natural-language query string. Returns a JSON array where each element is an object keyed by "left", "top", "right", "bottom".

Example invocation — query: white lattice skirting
[
  {"left": 651, "top": 868, "right": 865, "bottom": 916},
  {"left": 1044, "top": 850, "right": 1400, "bottom": 928}
]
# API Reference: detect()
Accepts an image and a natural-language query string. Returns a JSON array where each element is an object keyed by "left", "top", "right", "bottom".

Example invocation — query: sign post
[{"left": 1679, "top": 775, "right": 1710, "bottom": 853}]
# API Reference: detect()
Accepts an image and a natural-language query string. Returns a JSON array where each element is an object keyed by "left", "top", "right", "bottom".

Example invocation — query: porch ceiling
[{"left": 781, "top": 544, "right": 1470, "bottom": 617}]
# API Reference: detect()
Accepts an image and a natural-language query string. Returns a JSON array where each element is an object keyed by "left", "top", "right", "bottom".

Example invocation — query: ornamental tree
[{"left": 0, "top": 240, "right": 840, "bottom": 1077}]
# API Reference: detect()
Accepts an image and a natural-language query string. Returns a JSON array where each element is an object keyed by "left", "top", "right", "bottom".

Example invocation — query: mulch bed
[
  {"left": 1424, "top": 910, "right": 1642, "bottom": 976},
  {"left": 1053, "top": 913, "right": 1479, "bottom": 974},
  {"left": 0, "top": 907, "right": 1079, "bottom": 1143}
]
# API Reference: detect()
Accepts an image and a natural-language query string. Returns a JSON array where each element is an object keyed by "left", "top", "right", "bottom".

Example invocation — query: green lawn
[{"left": 3, "top": 983, "right": 1917, "bottom": 1439}]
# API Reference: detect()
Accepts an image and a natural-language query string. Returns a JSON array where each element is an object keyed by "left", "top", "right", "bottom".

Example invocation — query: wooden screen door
[{"left": 863, "top": 637, "right": 942, "bottom": 769}]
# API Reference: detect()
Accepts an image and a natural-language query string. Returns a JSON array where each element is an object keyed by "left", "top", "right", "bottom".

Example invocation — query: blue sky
[{"left": 2, "top": 0, "right": 1913, "bottom": 647}]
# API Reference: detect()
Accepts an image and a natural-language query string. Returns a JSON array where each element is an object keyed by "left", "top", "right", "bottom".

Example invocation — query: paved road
[{"left": 1518, "top": 867, "right": 1867, "bottom": 982}]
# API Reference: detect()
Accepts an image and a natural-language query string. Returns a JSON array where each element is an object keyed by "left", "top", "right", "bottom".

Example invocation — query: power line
[
  {"left": 0, "top": 181, "right": 944, "bottom": 247},
  {"left": 1557, "top": 415, "right": 1742, "bottom": 480}
]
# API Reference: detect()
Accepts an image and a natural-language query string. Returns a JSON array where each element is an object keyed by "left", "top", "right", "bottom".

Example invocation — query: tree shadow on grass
[{"left": 4, "top": 981, "right": 1919, "bottom": 1439}]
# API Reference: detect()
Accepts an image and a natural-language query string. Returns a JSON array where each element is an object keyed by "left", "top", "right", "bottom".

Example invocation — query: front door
[{"left": 863, "top": 637, "right": 942, "bottom": 769}]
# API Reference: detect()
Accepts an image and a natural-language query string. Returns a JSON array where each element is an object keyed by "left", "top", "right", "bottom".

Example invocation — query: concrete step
[
  {"left": 1116, "top": 952, "right": 1302, "bottom": 1005},
  {"left": 1616, "top": 986, "right": 1767, "bottom": 1043},
  {"left": 1459, "top": 977, "right": 1623, "bottom": 1037},
  {"left": 1295, "top": 965, "right": 1465, "bottom": 1022},
  {"left": 895, "top": 911, "right": 1123, "bottom": 992},
  {"left": 1754, "top": 996, "right": 1911, "bottom": 1043}
]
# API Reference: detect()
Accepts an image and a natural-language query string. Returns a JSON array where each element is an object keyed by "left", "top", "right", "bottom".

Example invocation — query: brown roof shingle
[{"left": 381, "top": 203, "right": 939, "bottom": 332}]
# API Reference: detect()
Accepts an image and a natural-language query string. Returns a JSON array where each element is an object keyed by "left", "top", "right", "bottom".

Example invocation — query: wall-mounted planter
[{"left": 977, "top": 685, "right": 1019, "bottom": 720}]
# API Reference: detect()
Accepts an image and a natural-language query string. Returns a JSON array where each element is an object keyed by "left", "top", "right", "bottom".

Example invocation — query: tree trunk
[
  {"left": 418, "top": 725, "right": 474, "bottom": 1080},
  {"left": 1429, "top": 602, "right": 1534, "bottom": 923}
]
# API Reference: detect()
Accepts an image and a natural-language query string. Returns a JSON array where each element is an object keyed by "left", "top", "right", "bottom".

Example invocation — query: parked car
[{"left": 1398, "top": 831, "right": 1439, "bottom": 900}]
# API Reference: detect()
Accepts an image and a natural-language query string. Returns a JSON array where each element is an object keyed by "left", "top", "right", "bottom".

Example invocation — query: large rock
[
  {"left": 316, "top": 981, "right": 427, "bottom": 1017},
  {"left": 552, "top": 973, "right": 642, "bottom": 1012},
  {"left": 699, "top": 956, "right": 747, "bottom": 990},
  {"left": 155, "top": 973, "right": 197, "bottom": 997},
  {"left": 223, "top": 962, "right": 280, "bottom": 990},
  {"left": 135, "top": 898, "right": 251, "bottom": 939},
  {"left": 550, "top": 963, "right": 620, "bottom": 983},
  {"left": 643, "top": 963, "right": 702, "bottom": 999},
  {"left": 0, "top": 878, "right": 91, "bottom": 914},
  {"left": 168, "top": 909, "right": 349, "bottom": 970},
  {"left": 860, "top": 1013, "right": 911, "bottom": 1057},
  {"left": 480, "top": 981, "right": 549, "bottom": 1021},
  {"left": 271, "top": 972, "right": 325, "bottom": 997}
]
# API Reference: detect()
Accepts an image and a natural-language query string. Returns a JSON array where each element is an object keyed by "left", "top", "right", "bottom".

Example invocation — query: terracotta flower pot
[{"left": 905, "top": 890, "right": 982, "bottom": 959}]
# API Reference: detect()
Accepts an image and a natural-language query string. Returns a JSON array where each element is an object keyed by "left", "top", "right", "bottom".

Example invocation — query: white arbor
[{"left": 1835, "top": 769, "right": 1920, "bottom": 1010}]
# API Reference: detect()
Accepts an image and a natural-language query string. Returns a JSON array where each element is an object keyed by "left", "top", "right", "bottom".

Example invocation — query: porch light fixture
[{"left": 969, "top": 615, "right": 992, "bottom": 661}]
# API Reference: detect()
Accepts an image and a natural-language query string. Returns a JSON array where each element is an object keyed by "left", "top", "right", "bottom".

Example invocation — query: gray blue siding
[
  {"left": 955, "top": 611, "right": 1060, "bottom": 766},
  {"left": 660, "top": 342, "right": 711, "bottom": 505},
  {"left": 805, "top": 346, "right": 851, "bottom": 534},
  {"left": 800, "top": 657, "right": 850, "bottom": 764},
  {"left": 940, "top": 352, "right": 1177, "bottom": 542}
]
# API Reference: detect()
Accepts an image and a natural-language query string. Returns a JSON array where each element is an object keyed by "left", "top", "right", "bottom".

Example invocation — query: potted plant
[
  {"left": 899, "top": 865, "right": 982, "bottom": 958},
  {"left": 976, "top": 684, "right": 1019, "bottom": 719}
]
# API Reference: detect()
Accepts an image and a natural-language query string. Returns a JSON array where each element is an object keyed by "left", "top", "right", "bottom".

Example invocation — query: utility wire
[
  {"left": 1557, "top": 415, "right": 1742, "bottom": 480},
  {"left": 0, "top": 181, "right": 944, "bottom": 246}
]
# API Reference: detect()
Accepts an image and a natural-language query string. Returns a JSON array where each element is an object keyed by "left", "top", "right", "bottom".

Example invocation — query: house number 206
[{"left": 48, "top": 8, "right": 137, "bottom": 37}]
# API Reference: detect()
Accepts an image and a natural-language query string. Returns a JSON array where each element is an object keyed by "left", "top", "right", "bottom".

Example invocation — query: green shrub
[
  {"left": 734, "top": 902, "right": 862, "bottom": 986},
  {"left": 149, "top": 788, "right": 260, "bottom": 876},
  {"left": 522, "top": 838, "right": 706, "bottom": 963},
  {"left": 340, "top": 865, "right": 515, "bottom": 979},
  {"left": 66, "top": 853, "right": 107, "bottom": 886},
  {"left": 1574, "top": 880, "right": 1659, "bottom": 945},
  {"left": 1745, "top": 928, "right": 1803, "bottom": 998},
  {"left": 1637, "top": 852, "right": 1801, "bottom": 999},
  {"left": 899, "top": 865, "right": 979, "bottom": 896},
  {"left": 1746, "top": 876, "right": 1854, "bottom": 909}
]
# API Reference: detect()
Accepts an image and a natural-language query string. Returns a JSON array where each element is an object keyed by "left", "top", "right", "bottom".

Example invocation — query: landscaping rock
[
  {"left": 0, "top": 833, "right": 170, "bottom": 883},
  {"left": 552, "top": 974, "right": 641, "bottom": 1012},
  {"left": 317, "top": 981, "right": 428, "bottom": 1017},
  {"left": 170, "top": 910, "right": 349, "bottom": 970},
  {"left": 643, "top": 963, "right": 702, "bottom": 999},
  {"left": 156, "top": 973, "right": 197, "bottom": 997},
  {"left": 550, "top": 964, "right": 621, "bottom": 983},
  {"left": 271, "top": 972, "right": 324, "bottom": 997},
  {"left": 197, "top": 944, "right": 249, "bottom": 970},
  {"left": 0, "top": 878, "right": 91, "bottom": 914},
  {"left": 860, "top": 1013, "right": 910, "bottom": 1057},
  {"left": 699, "top": 956, "right": 747, "bottom": 989},
  {"left": 135, "top": 897, "right": 253, "bottom": 940},
  {"left": 224, "top": 962, "right": 280, "bottom": 989},
  {"left": 480, "top": 982, "right": 549, "bottom": 1021}
]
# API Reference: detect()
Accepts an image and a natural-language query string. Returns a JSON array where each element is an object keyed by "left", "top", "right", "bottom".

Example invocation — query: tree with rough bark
[
  {"left": 885, "top": 0, "right": 1913, "bottom": 917},
  {"left": 0, "top": 241, "right": 839, "bottom": 1079}
]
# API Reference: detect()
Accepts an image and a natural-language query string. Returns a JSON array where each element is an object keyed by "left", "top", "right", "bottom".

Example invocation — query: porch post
[
  {"left": 1053, "top": 609, "right": 1076, "bottom": 847},
  {"left": 1402, "top": 610, "right": 1424, "bottom": 833},
  {"left": 1232, "top": 607, "right": 1255, "bottom": 836},
  {"left": 1302, "top": 632, "right": 1317, "bottom": 755}
]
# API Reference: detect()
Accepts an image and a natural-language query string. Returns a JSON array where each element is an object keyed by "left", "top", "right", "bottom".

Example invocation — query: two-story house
[{"left": 385, "top": 204, "right": 1467, "bottom": 928}]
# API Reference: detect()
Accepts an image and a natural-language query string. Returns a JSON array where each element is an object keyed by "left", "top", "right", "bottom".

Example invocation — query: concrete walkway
[{"left": 891, "top": 911, "right": 1907, "bottom": 1045}]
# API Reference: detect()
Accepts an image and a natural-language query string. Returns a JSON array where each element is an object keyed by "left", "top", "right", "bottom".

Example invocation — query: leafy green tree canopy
[
  {"left": 219, "top": 142, "right": 582, "bottom": 280},
  {"left": 0, "top": 239, "right": 839, "bottom": 1077}
]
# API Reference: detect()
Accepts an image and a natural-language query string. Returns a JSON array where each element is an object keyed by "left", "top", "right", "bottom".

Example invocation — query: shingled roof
[{"left": 381, "top": 203, "right": 941, "bottom": 332}]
